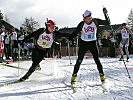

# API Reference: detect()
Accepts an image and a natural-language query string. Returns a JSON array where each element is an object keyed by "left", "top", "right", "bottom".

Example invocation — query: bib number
[{"left": 85, "top": 33, "right": 94, "bottom": 39}]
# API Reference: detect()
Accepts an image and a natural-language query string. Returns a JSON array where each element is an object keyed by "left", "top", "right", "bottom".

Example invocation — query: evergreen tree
[
  {"left": 127, "top": 9, "right": 133, "bottom": 31},
  {"left": 0, "top": 10, "right": 4, "bottom": 20},
  {"left": 4, "top": 15, "right": 10, "bottom": 23}
]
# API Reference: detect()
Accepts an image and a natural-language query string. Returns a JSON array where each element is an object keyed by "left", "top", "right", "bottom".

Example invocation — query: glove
[{"left": 103, "top": 7, "right": 108, "bottom": 14}]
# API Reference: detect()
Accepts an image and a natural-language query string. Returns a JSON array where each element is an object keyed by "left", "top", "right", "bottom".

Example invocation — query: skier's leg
[
  {"left": 89, "top": 43, "right": 104, "bottom": 74},
  {"left": 72, "top": 43, "right": 88, "bottom": 75},
  {"left": 125, "top": 44, "right": 129, "bottom": 60},
  {"left": 7, "top": 44, "right": 10, "bottom": 59},
  {"left": 89, "top": 41, "right": 105, "bottom": 82},
  {"left": 71, "top": 40, "right": 88, "bottom": 84},
  {"left": 20, "top": 48, "right": 47, "bottom": 81},
  {"left": 0, "top": 42, "right": 4, "bottom": 62},
  {"left": 4, "top": 44, "right": 8, "bottom": 59},
  {"left": 20, "top": 61, "right": 42, "bottom": 80},
  {"left": 71, "top": 48, "right": 87, "bottom": 84},
  {"left": 119, "top": 43, "right": 124, "bottom": 60},
  {"left": 59, "top": 43, "right": 62, "bottom": 58},
  {"left": 0, "top": 49, "right": 3, "bottom": 63}
]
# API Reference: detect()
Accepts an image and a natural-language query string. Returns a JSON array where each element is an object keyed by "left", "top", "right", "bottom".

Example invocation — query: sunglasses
[{"left": 83, "top": 16, "right": 92, "bottom": 19}]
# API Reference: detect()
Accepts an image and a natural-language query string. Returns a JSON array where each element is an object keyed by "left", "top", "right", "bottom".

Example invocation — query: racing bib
[
  {"left": 37, "top": 32, "right": 53, "bottom": 48},
  {"left": 81, "top": 22, "right": 97, "bottom": 41},
  {"left": 121, "top": 29, "right": 129, "bottom": 39},
  {"left": 12, "top": 32, "right": 17, "bottom": 40}
]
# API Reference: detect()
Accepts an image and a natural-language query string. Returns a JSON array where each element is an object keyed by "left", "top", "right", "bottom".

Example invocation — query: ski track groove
[
  {"left": 48, "top": 82, "right": 72, "bottom": 100},
  {"left": 102, "top": 59, "right": 119, "bottom": 100}
]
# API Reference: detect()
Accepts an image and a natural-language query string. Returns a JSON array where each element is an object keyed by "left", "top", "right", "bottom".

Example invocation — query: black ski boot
[
  {"left": 35, "top": 64, "right": 41, "bottom": 71},
  {"left": 126, "top": 56, "right": 129, "bottom": 62},
  {"left": 119, "top": 56, "right": 123, "bottom": 61}
]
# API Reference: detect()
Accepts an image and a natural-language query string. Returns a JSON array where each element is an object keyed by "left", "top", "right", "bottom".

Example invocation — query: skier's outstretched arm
[
  {"left": 22, "top": 28, "right": 45, "bottom": 42},
  {"left": 95, "top": 18, "right": 109, "bottom": 26},
  {"left": 54, "top": 31, "right": 69, "bottom": 38},
  {"left": 70, "top": 21, "right": 84, "bottom": 39}
]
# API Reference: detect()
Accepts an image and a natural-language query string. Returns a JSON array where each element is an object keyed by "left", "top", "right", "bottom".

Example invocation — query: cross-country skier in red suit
[{"left": 19, "top": 20, "right": 58, "bottom": 81}]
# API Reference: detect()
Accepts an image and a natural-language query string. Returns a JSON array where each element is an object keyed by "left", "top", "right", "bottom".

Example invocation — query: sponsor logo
[{"left": 84, "top": 26, "right": 94, "bottom": 33}]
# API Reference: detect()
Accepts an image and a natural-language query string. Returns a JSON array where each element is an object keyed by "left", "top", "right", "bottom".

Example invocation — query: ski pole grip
[{"left": 103, "top": 7, "right": 108, "bottom": 14}]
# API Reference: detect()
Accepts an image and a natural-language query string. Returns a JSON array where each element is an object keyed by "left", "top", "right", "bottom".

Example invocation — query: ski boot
[
  {"left": 71, "top": 74, "right": 77, "bottom": 93},
  {"left": 100, "top": 73, "right": 105, "bottom": 83},
  {"left": 71, "top": 74, "right": 77, "bottom": 85},
  {"left": 19, "top": 73, "right": 30, "bottom": 82},
  {"left": 119, "top": 56, "right": 123, "bottom": 61},
  {"left": 126, "top": 56, "right": 129, "bottom": 62},
  {"left": 35, "top": 64, "right": 41, "bottom": 71},
  {"left": 19, "top": 78, "right": 26, "bottom": 82}
]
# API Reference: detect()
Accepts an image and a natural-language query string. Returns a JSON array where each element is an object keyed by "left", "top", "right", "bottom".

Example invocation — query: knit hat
[{"left": 83, "top": 10, "right": 92, "bottom": 17}]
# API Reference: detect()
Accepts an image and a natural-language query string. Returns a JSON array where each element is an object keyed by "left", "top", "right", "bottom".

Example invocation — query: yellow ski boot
[
  {"left": 71, "top": 74, "right": 77, "bottom": 85},
  {"left": 100, "top": 73, "right": 105, "bottom": 83}
]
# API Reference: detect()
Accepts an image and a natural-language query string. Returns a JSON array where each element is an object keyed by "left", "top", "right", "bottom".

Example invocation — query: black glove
[{"left": 103, "top": 7, "right": 108, "bottom": 14}]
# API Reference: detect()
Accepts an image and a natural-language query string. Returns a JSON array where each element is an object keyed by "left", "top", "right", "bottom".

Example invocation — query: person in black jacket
[
  {"left": 19, "top": 20, "right": 56, "bottom": 81},
  {"left": 70, "top": 10, "right": 110, "bottom": 85}
]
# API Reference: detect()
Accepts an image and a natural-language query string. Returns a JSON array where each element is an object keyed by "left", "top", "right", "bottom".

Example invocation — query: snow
[{"left": 0, "top": 55, "right": 133, "bottom": 100}]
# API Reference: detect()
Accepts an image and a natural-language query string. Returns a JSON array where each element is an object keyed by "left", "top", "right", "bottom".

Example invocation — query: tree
[
  {"left": 4, "top": 15, "right": 10, "bottom": 23},
  {"left": 0, "top": 10, "right": 4, "bottom": 20},
  {"left": 127, "top": 9, "right": 133, "bottom": 31},
  {"left": 21, "top": 17, "right": 40, "bottom": 33}
]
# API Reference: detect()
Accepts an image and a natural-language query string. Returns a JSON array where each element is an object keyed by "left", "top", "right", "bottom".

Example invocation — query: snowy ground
[{"left": 0, "top": 55, "right": 133, "bottom": 100}]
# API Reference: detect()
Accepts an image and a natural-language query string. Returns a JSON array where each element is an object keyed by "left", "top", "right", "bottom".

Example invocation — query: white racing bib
[
  {"left": 11, "top": 32, "right": 17, "bottom": 40},
  {"left": 81, "top": 22, "right": 97, "bottom": 41},
  {"left": 37, "top": 32, "right": 53, "bottom": 48},
  {"left": 0, "top": 32, "right": 5, "bottom": 41},
  {"left": 5, "top": 35, "right": 10, "bottom": 44},
  {"left": 121, "top": 29, "right": 129, "bottom": 39}
]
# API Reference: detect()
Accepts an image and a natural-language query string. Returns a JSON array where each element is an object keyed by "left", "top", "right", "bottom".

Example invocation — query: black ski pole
[
  {"left": 67, "top": 39, "right": 72, "bottom": 65},
  {"left": 122, "top": 58, "right": 131, "bottom": 78},
  {"left": 18, "top": 43, "right": 21, "bottom": 76},
  {"left": 103, "top": 6, "right": 131, "bottom": 78},
  {"left": 76, "top": 36, "right": 79, "bottom": 59}
]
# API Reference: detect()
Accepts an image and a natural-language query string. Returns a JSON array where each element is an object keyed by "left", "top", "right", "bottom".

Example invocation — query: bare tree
[{"left": 21, "top": 17, "right": 40, "bottom": 33}]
